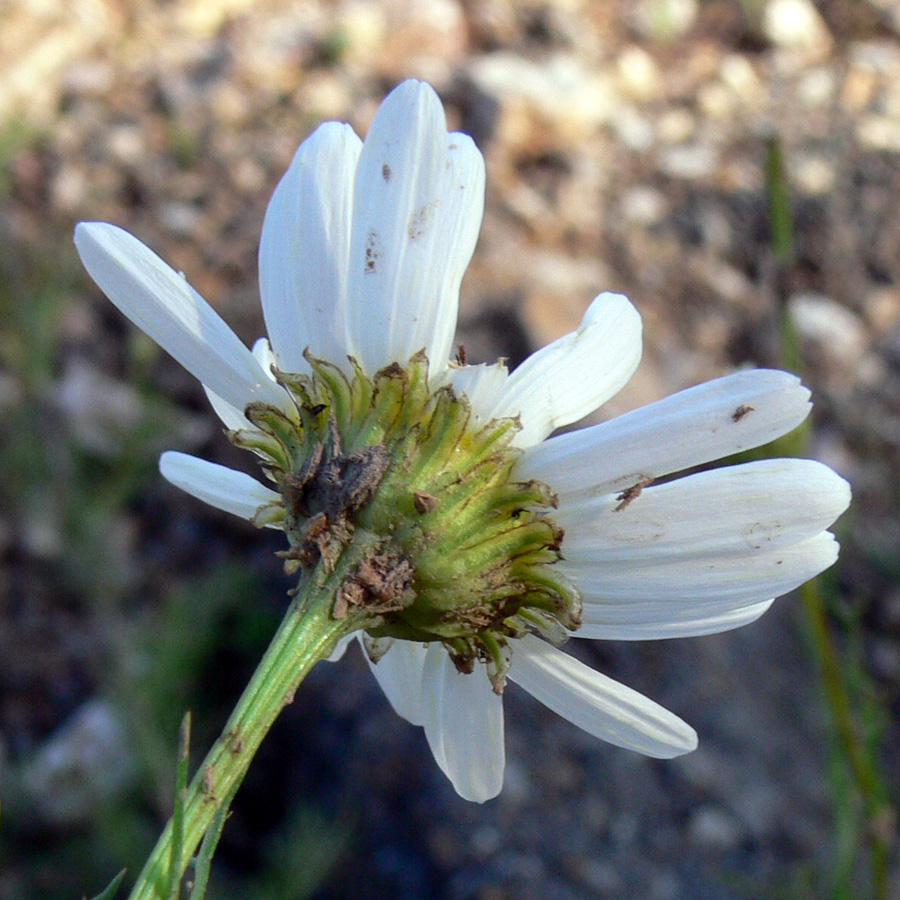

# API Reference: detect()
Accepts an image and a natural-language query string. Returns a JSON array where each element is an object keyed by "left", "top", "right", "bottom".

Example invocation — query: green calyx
[{"left": 233, "top": 351, "right": 581, "bottom": 690}]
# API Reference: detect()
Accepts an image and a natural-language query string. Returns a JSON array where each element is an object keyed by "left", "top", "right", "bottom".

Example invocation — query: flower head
[{"left": 75, "top": 80, "right": 850, "bottom": 803}]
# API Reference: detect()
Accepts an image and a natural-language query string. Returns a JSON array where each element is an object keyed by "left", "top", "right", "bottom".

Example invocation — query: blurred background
[{"left": 1, "top": 0, "right": 899, "bottom": 898}]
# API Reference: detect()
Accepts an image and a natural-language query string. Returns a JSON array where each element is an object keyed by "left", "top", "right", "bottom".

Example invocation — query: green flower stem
[{"left": 126, "top": 541, "right": 372, "bottom": 900}]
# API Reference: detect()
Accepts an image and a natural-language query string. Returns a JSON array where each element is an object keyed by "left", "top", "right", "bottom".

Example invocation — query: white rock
[
  {"left": 50, "top": 163, "right": 87, "bottom": 212},
  {"left": 576, "top": 859, "right": 624, "bottom": 892},
  {"left": 614, "top": 107, "right": 655, "bottom": 151},
  {"left": 22, "top": 508, "right": 63, "bottom": 560},
  {"left": 629, "top": 0, "right": 698, "bottom": 38},
  {"left": 864, "top": 287, "right": 900, "bottom": 335},
  {"left": 55, "top": 362, "right": 144, "bottom": 457},
  {"left": 657, "top": 108, "right": 696, "bottom": 144},
  {"left": 161, "top": 201, "right": 203, "bottom": 236},
  {"left": 719, "top": 54, "right": 762, "bottom": 99},
  {"left": 61, "top": 60, "right": 114, "bottom": 96},
  {"left": 468, "top": 53, "right": 616, "bottom": 140},
  {"left": 621, "top": 186, "right": 667, "bottom": 225},
  {"left": 764, "top": 0, "right": 832, "bottom": 54},
  {"left": 793, "top": 155, "right": 835, "bottom": 194},
  {"left": 336, "top": 0, "right": 387, "bottom": 61},
  {"left": 21, "top": 701, "right": 135, "bottom": 827},
  {"left": 688, "top": 805, "right": 744, "bottom": 850},
  {"left": 798, "top": 67, "right": 836, "bottom": 108},
  {"left": 108, "top": 125, "right": 145, "bottom": 166},
  {"left": 857, "top": 115, "right": 900, "bottom": 152},
  {"left": 698, "top": 83, "right": 733, "bottom": 120},
  {"left": 617, "top": 46, "right": 660, "bottom": 101},
  {"left": 850, "top": 39, "right": 900, "bottom": 74},
  {"left": 470, "top": 824, "right": 501, "bottom": 857},
  {"left": 788, "top": 293, "right": 868, "bottom": 365},
  {"left": 658, "top": 142, "right": 717, "bottom": 179}
]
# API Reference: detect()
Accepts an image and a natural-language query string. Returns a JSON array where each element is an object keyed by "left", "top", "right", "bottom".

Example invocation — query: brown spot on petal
[
  {"left": 408, "top": 201, "right": 437, "bottom": 240},
  {"left": 614, "top": 476, "right": 654, "bottom": 511},
  {"left": 365, "top": 230, "right": 380, "bottom": 274}
]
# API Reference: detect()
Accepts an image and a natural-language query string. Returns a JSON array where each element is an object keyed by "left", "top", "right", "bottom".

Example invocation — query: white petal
[
  {"left": 563, "top": 532, "right": 839, "bottom": 606},
  {"left": 159, "top": 451, "right": 281, "bottom": 522},
  {"left": 407, "top": 133, "right": 485, "bottom": 371},
  {"left": 440, "top": 361, "right": 509, "bottom": 422},
  {"left": 345, "top": 80, "right": 486, "bottom": 374},
  {"left": 559, "top": 459, "right": 851, "bottom": 563},
  {"left": 489, "top": 293, "right": 643, "bottom": 448},
  {"left": 365, "top": 638, "right": 428, "bottom": 727},
  {"left": 251, "top": 337, "right": 278, "bottom": 375},
  {"left": 518, "top": 369, "right": 811, "bottom": 500},
  {"left": 259, "top": 123, "right": 362, "bottom": 372},
  {"left": 203, "top": 337, "right": 279, "bottom": 431},
  {"left": 509, "top": 635, "right": 697, "bottom": 757},
  {"left": 75, "top": 223, "right": 288, "bottom": 413},
  {"left": 203, "top": 385, "right": 251, "bottom": 431},
  {"left": 556, "top": 456, "right": 850, "bottom": 642},
  {"left": 571, "top": 599, "right": 774, "bottom": 640},
  {"left": 421, "top": 644, "right": 505, "bottom": 802}
]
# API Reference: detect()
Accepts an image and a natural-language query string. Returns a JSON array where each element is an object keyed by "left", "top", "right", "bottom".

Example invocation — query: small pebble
[
  {"left": 788, "top": 293, "right": 869, "bottom": 367},
  {"left": 764, "top": 0, "right": 832, "bottom": 55},
  {"left": 688, "top": 806, "right": 744, "bottom": 850}
]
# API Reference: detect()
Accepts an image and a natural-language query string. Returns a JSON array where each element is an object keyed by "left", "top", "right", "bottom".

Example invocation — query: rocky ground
[{"left": 1, "top": 1, "right": 900, "bottom": 898}]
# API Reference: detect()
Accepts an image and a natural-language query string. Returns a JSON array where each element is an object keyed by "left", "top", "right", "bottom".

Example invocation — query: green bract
[{"left": 235, "top": 351, "right": 581, "bottom": 689}]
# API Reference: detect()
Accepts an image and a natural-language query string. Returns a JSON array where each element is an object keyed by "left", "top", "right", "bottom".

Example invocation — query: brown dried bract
[
  {"left": 614, "top": 476, "right": 654, "bottom": 511},
  {"left": 297, "top": 512, "right": 331, "bottom": 565},
  {"left": 228, "top": 727, "right": 245, "bottom": 755},
  {"left": 202, "top": 765, "right": 216, "bottom": 801},
  {"left": 333, "top": 548, "right": 415, "bottom": 620},
  {"left": 413, "top": 490, "right": 439, "bottom": 513},
  {"left": 284, "top": 422, "right": 391, "bottom": 572}
]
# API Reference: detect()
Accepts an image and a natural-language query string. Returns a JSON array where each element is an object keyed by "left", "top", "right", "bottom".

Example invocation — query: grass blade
[
  {"left": 189, "top": 782, "right": 238, "bottom": 900},
  {"left": 84, "top": 868, "right": 127, "bottom": 900}
]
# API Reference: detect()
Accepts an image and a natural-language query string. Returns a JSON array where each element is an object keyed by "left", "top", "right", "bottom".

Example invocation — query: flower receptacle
[{"left": 233, "top": 353, "right": 582, "bottom": 689}]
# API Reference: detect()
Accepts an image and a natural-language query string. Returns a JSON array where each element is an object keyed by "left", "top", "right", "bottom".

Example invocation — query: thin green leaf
[
  {"left": 189, "top": 782, "right": 238, "bottom": 900},
  {"left": 84, "top": 868, "right": 127, "bottom": 900},
  {"left": 765, "top": 134, "right": 795, "bottom": 266}
]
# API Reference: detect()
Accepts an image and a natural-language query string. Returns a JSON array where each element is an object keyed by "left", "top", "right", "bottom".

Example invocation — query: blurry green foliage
[
  {"left": 761, "top": 135, "right": 892, "bottom": 900},
  {"left": 0, "top": 232, "right": 346, "bottom": 898},
  {"left": 0, "top": 118, "right": 40, "bottom": 199},
  {"left": 236, "top": 805, "right": 349, "bottom": 900},
  {"left": 167, "top": 122, "right": 203, "bottom": 171}
]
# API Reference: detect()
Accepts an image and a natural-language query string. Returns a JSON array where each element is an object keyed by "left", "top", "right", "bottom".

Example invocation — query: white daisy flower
[{"left": 75, "top": 79, "right": 850, "bottom": 804}]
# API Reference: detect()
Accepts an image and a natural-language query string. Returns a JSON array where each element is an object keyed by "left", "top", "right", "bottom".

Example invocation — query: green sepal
[
  {"left": 304, "top": 355, "right": 355, "bottom": 432},
  {"left": 244, "top": 403, "right": 307, "bottom": 469},
  {"left": 230, "top": 428, "right": 290, "bottom": 473}
]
